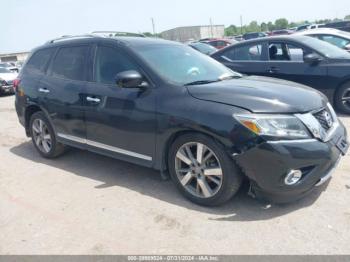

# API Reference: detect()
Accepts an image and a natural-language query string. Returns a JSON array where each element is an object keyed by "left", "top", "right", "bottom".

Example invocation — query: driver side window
[
  {"left": 95, "top": 46, "right": 138, "bottom": 84},
  {"left": 269, "top": 42, "right": 307, "bottom": 62}
]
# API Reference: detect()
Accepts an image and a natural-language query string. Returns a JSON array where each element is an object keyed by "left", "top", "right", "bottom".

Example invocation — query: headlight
[{"left": 234, "top": 114, "right": 311, "bottom": 139}]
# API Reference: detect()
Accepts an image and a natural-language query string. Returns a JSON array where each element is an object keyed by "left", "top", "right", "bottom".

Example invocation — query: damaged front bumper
[{"left": 233, "top": 121, "right": 348, "bottom": 203}]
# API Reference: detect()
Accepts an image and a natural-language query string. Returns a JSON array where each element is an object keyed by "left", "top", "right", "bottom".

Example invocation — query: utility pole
[
  {"left": 151, "top": 18, "right": 156, "bottom": 37},
  {"left": 240, "top": 15, "right": 243, "bottom": 35},
  {"left": 210, "top": 18, "right": 214, "bottom": 38}
]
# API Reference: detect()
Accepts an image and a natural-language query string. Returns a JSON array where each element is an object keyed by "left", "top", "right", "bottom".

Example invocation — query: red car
[{"left": 201, "top": 38, "right": 234, "bottom": 49}]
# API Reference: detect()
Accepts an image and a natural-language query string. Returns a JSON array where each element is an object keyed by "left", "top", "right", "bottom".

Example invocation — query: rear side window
[
  {"left": 25, "top": 49, "right": 53, "bottom": 74},
  {"left": 51, "top": 46, "right": 89, "bottom": 81},
  {"left": 222, "top": 44, "right": 263, "bottom": 61},
  {"left": 94, "top": 46, "right": 138, "bottom": 84}
]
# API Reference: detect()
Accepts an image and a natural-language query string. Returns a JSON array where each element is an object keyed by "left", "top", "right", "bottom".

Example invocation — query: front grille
[
  {"left": 313, "top": 108, "right": 333, "bottom": 131},
  {"left": 6, "top": 80, "right": 14, "bottom": 85}
]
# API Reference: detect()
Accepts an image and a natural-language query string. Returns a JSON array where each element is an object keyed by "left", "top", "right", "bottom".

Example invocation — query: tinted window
[
  {"left": 25, "top": 49, "right": 53, "bottom": 74},
  {"left": 94, "top": 46, "right": 138, "bottom": 84},
  {"left": 223, "top": 44, "right": 263, "bottom": 61},
  {"left": 51, "top": 46, "right": 89, "bottom": 81}
]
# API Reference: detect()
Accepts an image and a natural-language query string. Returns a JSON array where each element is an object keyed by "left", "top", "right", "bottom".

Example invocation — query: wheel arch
[
  {"left": 159, "top": 128, "right": 231, "bottom": 173},
  {"left": 24, "top": 104, "right": 54, "bottom": 137}
]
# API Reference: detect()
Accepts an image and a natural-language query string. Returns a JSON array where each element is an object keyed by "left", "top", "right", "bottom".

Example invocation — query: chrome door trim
[{"left": 57, "top": 133, "right": 152, "bottom": 161}]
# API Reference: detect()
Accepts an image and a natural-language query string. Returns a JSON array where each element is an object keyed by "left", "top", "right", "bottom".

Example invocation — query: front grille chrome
[{"left": 295, "top": 103, "right": 339, "bottom": 142}]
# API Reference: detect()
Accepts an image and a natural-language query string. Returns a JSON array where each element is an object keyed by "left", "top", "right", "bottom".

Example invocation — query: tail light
[{"left": 13, "top": 78, "right": 21, "bottom": 92}]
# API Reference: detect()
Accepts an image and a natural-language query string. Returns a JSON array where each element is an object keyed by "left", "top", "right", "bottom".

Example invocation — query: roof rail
[
  {"left": 46, "top": 34, "right": 100, "bottom": 44},
  {"left": 91, "top": 31, "right": 145, "bottom": 38}
]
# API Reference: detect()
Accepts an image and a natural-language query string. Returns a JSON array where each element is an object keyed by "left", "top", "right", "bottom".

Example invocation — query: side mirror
[
  {"left": 115, "top": 70, "right": 147, "bottom": 88},
  {"left": 344, "top": 43, "right": 350, "bottom": 51},
  {"left": 303, "top": 53, "right": 323, "bottom": 64}
]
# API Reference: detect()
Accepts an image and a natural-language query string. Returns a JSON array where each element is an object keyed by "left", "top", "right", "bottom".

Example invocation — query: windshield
[
  {"left": 135, "top": 44, "right": 241, "bottom": 85},
  {"left": 0, "top": 67, "right": 11, "bottom": 73},
  {"left": 298, "top": 36, "right": 350, "bottom": 59}
]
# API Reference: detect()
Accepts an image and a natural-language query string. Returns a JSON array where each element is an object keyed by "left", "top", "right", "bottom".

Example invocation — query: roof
[
  {"left": 39, "top": 35, "right": 180, "bottom": 51},
  {"left": 294, "top": 28, "right": 347, "bottom": 36}
]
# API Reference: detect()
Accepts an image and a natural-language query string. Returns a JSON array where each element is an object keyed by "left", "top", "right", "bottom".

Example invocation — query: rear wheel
[
  {"left": 29, "top": 111, "right": 65, "bottom": 158},
  {"left": 168, "top": 133, "right": 242, "bottom": 206},
  {"left": 335, "top": 82, "right": 350, "bottom": 114}
]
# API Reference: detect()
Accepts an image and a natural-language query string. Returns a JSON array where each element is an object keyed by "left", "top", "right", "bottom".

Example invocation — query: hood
[
  {"left": 186, "top": 75, "right": 327, "bottom": 113},
  {"left": 0, "top": 72, "right": 18, "bottom": 82}
]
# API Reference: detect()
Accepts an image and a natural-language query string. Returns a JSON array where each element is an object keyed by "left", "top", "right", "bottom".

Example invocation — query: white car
[
  {"left": 0, "top": 67, "right": 18, "bottom": 95},
  {"left": 294, "top": 28, "right": 350, "bottom": 52},
  {"left": 0, "top": 62, "right": 19, "bottom": 73}
]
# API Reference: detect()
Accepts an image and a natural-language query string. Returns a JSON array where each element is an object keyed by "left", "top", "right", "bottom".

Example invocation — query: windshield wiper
[
  {"left": 184, "top": 79, "right": 221, "bottom": 86},
  {"left": 219, "top": 74, "right": 242, "bottom": 80}
]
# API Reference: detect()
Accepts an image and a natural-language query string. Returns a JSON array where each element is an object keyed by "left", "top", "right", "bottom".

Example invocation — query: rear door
[
  {"left": 261, "top": 40, "right": 329, "bottom": 90},
  {"left": 214, "top": 41, "right": 268, "bottom": 75},
  {"left": 41, "top": 45, "right": 91, "bottom": 144}
]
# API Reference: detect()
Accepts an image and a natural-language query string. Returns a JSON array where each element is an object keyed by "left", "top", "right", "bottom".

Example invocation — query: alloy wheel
[
  {"left": 32, "top": 119, "right": 52, "bottom": 153},
  {"left": 175, "top": 142, "right": 223, "bottom": 198},
  {"left": 342, "top": 87, "right": 350, "bottom": 110}
]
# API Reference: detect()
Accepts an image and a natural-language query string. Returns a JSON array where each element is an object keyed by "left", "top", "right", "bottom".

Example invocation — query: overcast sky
[{"left": 1, "top": 0, "right": 349, "bottom": 53}]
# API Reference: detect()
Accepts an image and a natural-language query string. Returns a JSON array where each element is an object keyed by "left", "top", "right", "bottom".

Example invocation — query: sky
[{"left": 1, "top": 0, "right": 349, "bottom": 53}]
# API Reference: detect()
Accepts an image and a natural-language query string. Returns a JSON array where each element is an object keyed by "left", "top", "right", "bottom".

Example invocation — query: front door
[
  {"left": 83, "top": 44, "right": 156, "bottom": 166},
  {"left": 262, "top": 41, "right": 329, "bottom": 90}
]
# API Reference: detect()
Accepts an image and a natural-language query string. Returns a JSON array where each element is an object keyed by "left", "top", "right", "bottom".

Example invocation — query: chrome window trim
[{"left": 57, "top": 133, "right": 152, "bottom": 161}]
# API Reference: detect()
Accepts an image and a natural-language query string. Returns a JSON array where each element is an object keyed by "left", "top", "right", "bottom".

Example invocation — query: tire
[
  {"left": 29, "top": 111, "right": 65, "bottom": 158},
  {"left": 168, "top": 133, "right": 242, "bottom": 206},
  {"left": 334, "top": 82, "right": 350, "bottom": 114}
]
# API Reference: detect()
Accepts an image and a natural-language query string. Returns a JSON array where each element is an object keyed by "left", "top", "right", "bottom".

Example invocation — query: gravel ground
[{"left": 0, "top": 95, "right": 349, "bottom": 255}]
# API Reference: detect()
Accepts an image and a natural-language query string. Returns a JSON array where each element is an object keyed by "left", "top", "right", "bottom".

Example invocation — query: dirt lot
[{"left": 0, "top": 94, "right": 349, "bottom": 255}]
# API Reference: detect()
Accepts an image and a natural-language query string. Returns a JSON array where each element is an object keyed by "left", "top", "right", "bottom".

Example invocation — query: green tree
[
  {"left": 345, "top": 15, "right": 350, "bottom": 20},
  {"left": 274, "top": 18, "right": 289, "bottom": 30},
  {"left": 267, "top": 21, "right": 275, "bottom": 31},
  {"left": 260, "top": 22, "right": 268, "bottom": 32},
  {"left": 225, "top": 25, "right": 238, "bottom": 36},
  {"left": 246, "top": 21, "right": 261, "bottom": 33}
]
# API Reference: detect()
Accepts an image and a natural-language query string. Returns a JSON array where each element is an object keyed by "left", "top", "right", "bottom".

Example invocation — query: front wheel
[
  {"left": 168, "top": 133, "right": 242, "bottom": 206},
  {"left": 335, "top": 83, "right": 350, "bottom": 114}
]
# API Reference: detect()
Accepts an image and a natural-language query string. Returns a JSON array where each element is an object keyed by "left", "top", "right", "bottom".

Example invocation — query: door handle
[
  {"left": 267, "top": 67, "right": 280, "bottom": 73},
  {"left": 86, "top": 96, "right": 101, "bottom": 103},
  {"left": 38, "top": 87, "right": 50, "bottom": 93}
]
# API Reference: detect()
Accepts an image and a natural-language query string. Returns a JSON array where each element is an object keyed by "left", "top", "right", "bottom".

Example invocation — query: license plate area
[{"left": 336, "top": 137, "right": 349, "bottom": 156}]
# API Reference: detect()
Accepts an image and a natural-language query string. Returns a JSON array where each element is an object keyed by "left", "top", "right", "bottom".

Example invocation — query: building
[
  {"left": 160, "top": 25, "right": 225, "bottom": 42},
  {"left": 0, "top": 51, "right": 30, "bottom": 63}
]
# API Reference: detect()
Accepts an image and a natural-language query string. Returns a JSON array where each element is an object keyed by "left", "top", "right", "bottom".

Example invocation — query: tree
[
  {"left": 246, "top": 21, "right": 260, "bottom": 33},
  {"left": 274, "top": 18, "right": 289, "bottom": 30},
  {"left": 260, "top": 22, "right": 268, "bottom": 32},
  {"left": 267, "top": 21, "right": 275, "bottom": 31},
  {"left": 345, "top": 15, "right": 350, "bottom": 20},
  {"left": 225, "top": 25, "right": 238, "bottom": 36}
]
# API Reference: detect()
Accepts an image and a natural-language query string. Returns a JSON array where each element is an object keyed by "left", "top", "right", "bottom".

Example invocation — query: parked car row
[
  {"left": 0, "top": 67, "right": 18, "bottom": 95},
  {"left": 211, "top": 35, "right": 350, "bottom": 114},
  {"left": 14, "top": 33, "right": 348, "bottom": 207}
]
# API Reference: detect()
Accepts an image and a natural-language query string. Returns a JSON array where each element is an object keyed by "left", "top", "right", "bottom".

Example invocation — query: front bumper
[{"left": 234, "top": 121, "right": 348, "bottom": 203}]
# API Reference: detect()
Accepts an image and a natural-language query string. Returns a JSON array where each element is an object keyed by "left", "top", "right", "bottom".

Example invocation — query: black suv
[{"left": 15, "top": 35, "right": 349, "bottom": 206}]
